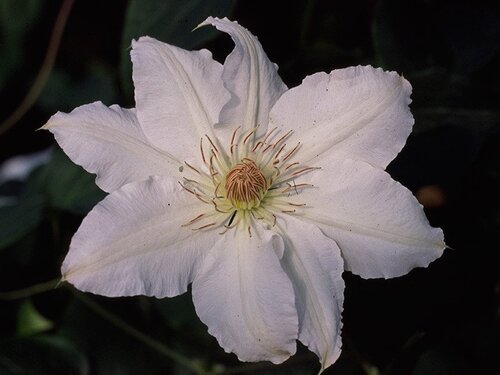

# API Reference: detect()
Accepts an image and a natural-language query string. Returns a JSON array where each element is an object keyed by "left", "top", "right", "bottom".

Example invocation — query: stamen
[
  {"left": 282, "top": 183, "right": 314, "bottom": 193},
  {"left": 182, "top": 121, "right": 318, "bottom": 235},
  {"left": 243, "top": 125, "right": 259, "bottom": 145},
  {"left": 195, "top": 194, "right": 210, "bottom": 204},
  {"left": 261, "top": 127, "right": 278, "bottom": 145},
  {"left": 205, "top": 134, "right": 219, "bottom": 154},
  {"left": 254, "top": 206, "right": 277, "bottom": 227},
  {"left": 227, "top": 210, "right": 237, "bottom": 227},
  {"left": 272, "top": 130, "right": 293, "bottom": 150},
  {"left": 181, "top": 213, "right": 206, "bottom": 227},
  {"left": 274, "top": 143, "right": 287, "bottom": 160},
  {"left": 200, "top": 138, "right": 207, "bottom": 164},
  {"left": 262, "top": 143, "right": 274, "bottom": 153},
  {"left": 184, "top": 161, "right": 201, "bottom": 175},
  {"left": 251, "top": 141, "right": 264, "bottom": 152},
  {"left": 192, "top": 222, "right": 216, "bottom": 231},
  {"left": 230, "top": 126, "right": 241, "bottom": 146},
  {"left": 212, "top": 199, "right": 228, "bottom": 213},
  {"left": 219, "top": 213, "right": 239, "bottom": 234},
  {"left": 214, "top": 182, "right": 221, "bottom": 197},
  {"left": 282, "top": 142, "right": 301, "bottom": 163},
  {"left": 178, "top": 181, "right": 196, "bottom": 195},
  {"left": 178, "top": 181, "right": 210, "bottom": 203},
  {"left": 292, "top": 166, "right": 321, "bottom": 177},
  {"left": 182, "top": 177, "right": 213, "bottom": 195},
  {"left": 285, "top": 162, "right": 300, "bottom": 170}
]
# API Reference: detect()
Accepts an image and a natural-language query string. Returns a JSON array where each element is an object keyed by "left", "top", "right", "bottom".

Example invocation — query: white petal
[
  {"left": 201, "top": 17, "right": 287, "bottom": 134},
  {"left": 277, "top": 215, "right": 344, "bottom": 371},
  {"left": 192, "top": 223, "right": 298, "bottom": 364},
  {"left": 269, "top": 66, "right": 413, "bottom": 169},
  {"left": 62, "top": 176, "right": 219, "bottom": 298},
  {"left": 131, "top": 37, "right": 229, "bottom": 161},
  {"left": 301, "top": 159, "right": 446, "bottom": 279},
  {"left": 42, "top": 102, "right": 181, "bottom": 193}
]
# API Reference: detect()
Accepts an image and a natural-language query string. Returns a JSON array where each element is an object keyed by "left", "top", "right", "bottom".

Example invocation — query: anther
[
  {"left": 192, "top": 222, "right": 217, "bottom": 231},
  {"left": 200, "top": 138, "right": 207, "bottom": 164},
  {"left": 181, "top": 213, "right": 206, "bottom": 227},
  {"left": 205, "top": 134, "right": 219, "bottom": 154},
  {"left": 184, "top": 161, "right": 201, "bottom": 174}
]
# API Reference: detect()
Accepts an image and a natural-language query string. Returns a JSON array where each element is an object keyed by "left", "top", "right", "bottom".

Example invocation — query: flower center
[
  {"left": 179, "top": 127, "right": 319, "bottom": 234},
  {"left": 225, "top": 158, "right": 268, "bottom": 210}
]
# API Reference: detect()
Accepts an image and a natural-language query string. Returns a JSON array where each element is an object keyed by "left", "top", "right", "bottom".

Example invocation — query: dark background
[{"left": 0, "top": 0, "right": 498, "bottom": 374}]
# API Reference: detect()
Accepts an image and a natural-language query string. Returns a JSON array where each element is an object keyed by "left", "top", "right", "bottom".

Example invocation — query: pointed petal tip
[
  {"left": 194, "top": 16, "right": 213, "bottom": 30},
  {"left": 37, "top": 123, "right": 50, "bottom": 131},
  {"left": 40, "top": 111, "right": 65, "bottom": 131},
  {"left": 39, "top": 116, "right": 63, "bottom": 132}
]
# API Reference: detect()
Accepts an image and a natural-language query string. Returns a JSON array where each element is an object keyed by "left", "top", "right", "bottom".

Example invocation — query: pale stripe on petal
[
  {"left": 300, "top": 158, "right": 446, "bottom": 279},
  {"left": 201, "top": 17, "right": 287, "bottom": 136},
  {"left": 42, "top": 102, "right": 181, "bottom": 193},
  {"left": 63, "top": 176, "right": 220, "bottom": 298}
]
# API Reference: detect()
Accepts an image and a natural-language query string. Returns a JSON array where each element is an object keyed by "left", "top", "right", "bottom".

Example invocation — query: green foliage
[
  {"left": 0, "top": 0, "right": 498, "bottom": 374},
  {"left": 16, "top": 300, "right": 54, "bottom": 336},
  {"left": 372, "top": 0, "right": 436, "bottom": 72},
  {"left": 0, "top": 335, "right": 89, "bottom": 375},
  {"left": 0, "top": 193, "right": 43, "bottom": 249},
  {"left": 29, "top": 148, "right": 105, "bottom": 215},
  {"left": 0, "top": 148, "right": 104, "bottom": 250},
  {"left": 0, "top": 0, "right": 42, "bottom": 87},
  {"left": 39, "top": 66, "right": 118, "bottom": 112}
]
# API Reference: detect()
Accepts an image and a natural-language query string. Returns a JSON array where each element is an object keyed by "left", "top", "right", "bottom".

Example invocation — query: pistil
[{"left": 225, "top": 159, "right": 268, "bottom": 209}]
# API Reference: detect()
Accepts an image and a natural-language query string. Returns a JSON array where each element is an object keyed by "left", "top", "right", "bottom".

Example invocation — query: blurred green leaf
[
  {"left": 120, "top": 0, "right": 237, "bottom": 97},
  {"left": 17, "top": 300, "right": 54, "bottom": 336},
  {"left": 372, "top": 0, "right": 438, "bottom": 73},
  {"left": 30, "top": 148, "right": 105, "bottom": 215},
  {"left": 412, "top": 346, "right": 466, "bottom": 375},
  {"left": 60, "top": 298, "right": 169, "bottom": 374},
  {"left": 0, "top": 335, "right": 89, "bottom": 375},
  {"left": 155, "top": 292, "right": 198, "bottom": 330},
  {"left": 0, "top": 0, "right": 41, "bottom": 33},
  {"left": 0, "top": 0, "right": 42, "bottom": 88},
  {"left": 39, "top": 65, "right": 118, "bottom": 112},
  {"left": 0, "top": 194, "right": 44, "bottom": 250},
  {"left": 434, "top": 2, "right": 500, "bottom": 75}
]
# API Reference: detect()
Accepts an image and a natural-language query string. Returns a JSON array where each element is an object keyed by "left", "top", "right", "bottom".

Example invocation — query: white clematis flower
[{"left": 42, "top": 17, "right": 446, "bottom": 371}]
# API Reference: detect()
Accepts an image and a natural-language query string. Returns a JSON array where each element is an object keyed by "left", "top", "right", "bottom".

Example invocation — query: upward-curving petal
[
  {"left": 276, "top": 215, "right": 344, "bottom": 372},
  {"left": 42, "top": 102, "right": 181, "bottom": 193},
  {"left": 192, "top": 222, "right": 298, "bottom": 364},
  {"left": 269, "top": 66, "right": 414, "bottom": 169},
  {"left": 62, "top": 176, "right": 219, "bottom": 298},
  {"left": 300, "top": 158, "right": 446, "bottom": 279},
  {"left": 200, "top": 17, "right": 287, "bottom": 135},
  {"left": 131, "top": 37, "right": 229, "bottom": 162}
]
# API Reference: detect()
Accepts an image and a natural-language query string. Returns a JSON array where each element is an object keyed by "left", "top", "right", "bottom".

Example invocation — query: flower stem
[
  {"left": 0, "top": 278, "right": 61, "bottom": 300},
  {"left": 71, "top": 289, "right": 214, "bottom": 375}
]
